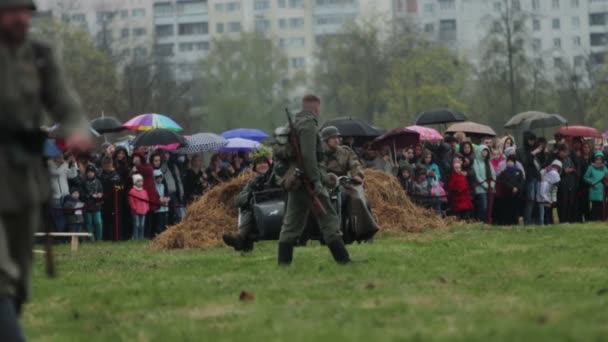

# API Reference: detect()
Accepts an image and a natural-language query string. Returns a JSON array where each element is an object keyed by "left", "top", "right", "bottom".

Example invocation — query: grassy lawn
[{"left": 24, "top": 224, "right": 608, "bottom": 341}]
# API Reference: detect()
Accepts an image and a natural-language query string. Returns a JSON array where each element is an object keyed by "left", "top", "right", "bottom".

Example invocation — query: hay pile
[{"left": 151, "top": 169, "right": 451, "bottom": 250}]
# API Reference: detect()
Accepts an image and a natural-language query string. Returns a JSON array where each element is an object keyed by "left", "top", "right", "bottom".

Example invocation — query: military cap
[{"left": 321, "top": 126, "right": 340, "bottom": 141}]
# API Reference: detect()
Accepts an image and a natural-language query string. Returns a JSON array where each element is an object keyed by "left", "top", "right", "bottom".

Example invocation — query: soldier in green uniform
[
  {"left": 0, "top": 1, "right": 91, "bottom": 339},
  {"left": 223, "top": 148, "right": 278, "bottom": 252},
  {"left": 277, "top": 95, "right": 351, "bottom": 265},
  {"left": 321, "top": 126, "right": 379, "bottom": 242}
]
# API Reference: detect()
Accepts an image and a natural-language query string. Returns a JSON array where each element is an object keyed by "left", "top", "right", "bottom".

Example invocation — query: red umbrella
[{"left": 558, "top": 125, "right": 602, "bottom": 138}]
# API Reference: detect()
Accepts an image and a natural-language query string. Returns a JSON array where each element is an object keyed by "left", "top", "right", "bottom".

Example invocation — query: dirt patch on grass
[
  {"left": 177, "top": 304, "right": 247, "bottom": 320},
  {"left": 152, "top": 169, "right": 454, "bottom": 250}
]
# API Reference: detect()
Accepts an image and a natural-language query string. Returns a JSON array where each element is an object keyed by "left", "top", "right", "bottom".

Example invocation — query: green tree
[{"left": 197, "top": 33, "right": 297, "bottom": 132}]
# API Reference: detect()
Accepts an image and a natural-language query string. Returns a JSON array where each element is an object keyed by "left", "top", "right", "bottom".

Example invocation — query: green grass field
[{"left": 24, "top": 224, "right": 608, "bottom": 341}]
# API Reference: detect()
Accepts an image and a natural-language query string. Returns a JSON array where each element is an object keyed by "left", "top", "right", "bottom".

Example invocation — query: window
[
  {"left": 178, "top": 22, "right": 209, "bottom": 35},
  {"left": 255, "top": 19, "right": 271, "bottom": 32},
  {"left": 290, "top": 57, "right": 306, "bottom": 69},
  {"left": 552, "top": 0, "right": 559, "bottom": 9},
  {"left": 155, "top": 24, "right": 174, "bottom": 37},
  {"left": 289, "top": 17, "right": 305, "bottom": 28},
  {"left": 279, "top": 18, "right": 287, "bottom": 29},
  {"left": 133, "top": 28, "right": 147, "bottom": 37},
  {"left": 573, "top": 36, "right": 581, "bottom": 46},
  {"left": 179, "top": 41, "right": 209, "bottom": 52},
  {"left": 439, "top": 19, "right": 457, "bottom": 41},
  {"left": 424, "top": 23, "right": 434, "bottom": 33},
  {"left": 121, "top": 28, "right": 129, "bottom": 38},
  {"left": 512, "top": 0, "right": 521, "bottom": 10},
  {"left": 533, "top": 19, "right": 540, "bottom": 31},
  {"left": 71, "top": 13, "right": 86, "bottom": 22},
  {"left": 554, "top": 57, "right": 563, "bottom": 68},
  {"left": 134, "top": 47, "right": 148, "bottom": 59},
  {"left": 534, "top": 58, "right": 543, "bottom": 68},
  {"left": 532, "top": 0, "right": 540, "bottom": 10},
  {"left": 154, "top": 43, "right": 173, "bottom": 57},
  {"left": 177, "top": 1, "right": 207, "bottom": 14},
  {"left": 493, "top": 2, "right": 501, "bottom": 11},
  {"left": 439, "top": 0, "right": 455, "bottom": 10},
  {"left": 154, "top": 2, "right": 173, "bottom": 17},
  {"left": 278, "top": 0, "right": 286, "bottom": 8},
  {"left": 216, "top": 22, "right": 224, "bottom": 33},
  {"left": 254, "top": 0, "right": 270, "bottom": 10},
  {"left": 590, "top": 13, "right": 606, "bottom": 26},
  {"left": 590, "top": 33, "right": 607, "bottom": 46},
  {"left": 552, "top": 18, "right": 560, "bottom": 29},
  {"left": 279, "top": 37, "right": 305, "bottom": 48},
  {"left": 228, "top": 21, "right": 242, "bottom": 32},
  {"left": 424, "top": 3, "right": 434, "bottom": 13},
  {"left": 120, "top": 10, "right": 128, "bottom": 18},
  {"left": 532, "top": 38, "right": 541, "bottom": 51},
  {"left": 132, "top": 8, "right": 145, "bottom": 17},
  {"left": 215, "top": 3, "right": 224, "bottom": 11},
  {"left": 571, "top": 0, "right": 579, "bottom": 8},
  {"left": 289, "top": 0, "right": 304, "bottom": 8},
  {"left": 571, "top": 17, "right": 580, "bottom": 28},
  {"left": 574, "top": 55, "right": 584, "bottom": 67},
  {"left": 226, "top": 2, "right": 241, "bottom": 11},
  {"left": 553, "top": 37, "right": 561, "bottom": 48}
]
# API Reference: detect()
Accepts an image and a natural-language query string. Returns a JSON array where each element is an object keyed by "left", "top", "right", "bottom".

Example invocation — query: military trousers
[
  {"left": 237, "top": 209, "right": 257, "bottom": 240},
  {"left": 0, "top": 206, "right": 40, "bottom": 313},
  {"left": 279, "top": 187, "right": 342, "bottom": 245}
]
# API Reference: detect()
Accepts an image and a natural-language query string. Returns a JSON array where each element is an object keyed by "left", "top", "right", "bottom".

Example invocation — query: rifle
[{"left": 285, "top": 108, "right": 327, "bottom": 215}]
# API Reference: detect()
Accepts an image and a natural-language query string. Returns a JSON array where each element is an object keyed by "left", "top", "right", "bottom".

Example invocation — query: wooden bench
[{"left": 35, "top": 232, "right": 93, "bottom": 252}]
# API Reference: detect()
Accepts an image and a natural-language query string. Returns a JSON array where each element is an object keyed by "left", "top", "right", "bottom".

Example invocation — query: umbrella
[
  {"left": 405, "top": 125, "right": 443, "bottom": 142},
  {"left": 504, "top": 111, "right": 568, "bottom": 129},
  {"left": 414, "top": 108, "right": 466, "bottom": 126},
  {"left": 176, "top": 133, "right": 228, "bottom": 154},
  {"left": 446, "top": 122, "right": 497, "bottom": 137},
  {"left": 604, "top": 130, "right": 608, "bottom": 139},
  {"left": 91, "top": 116, "right": 125, "bottom": 134},
  {"left": 372, "top": 127, "right": 420, "bottom": 150},
  {"left": 321, "top": 117, "right": 384, "bottom": 137},
  {"left": 220, "top": 138, "right": 261, "bottom": 152},
  {"left": 558, "top": 126, "right": 602, "bottom": 138},
  {"left": 221, "top": 128, "right": 269, "bottom": 142},
  {"left": 123, "top": 113, "right": 183, "bottom": 132},
  {"left": 131, "top": 129, "right": 187, "bottom": 147},
  {"left": 44, "top": 139, "right": 63, "bottom": 157},
  {"left": 47, "top": 124, "right": 100, "bottom": 138}
]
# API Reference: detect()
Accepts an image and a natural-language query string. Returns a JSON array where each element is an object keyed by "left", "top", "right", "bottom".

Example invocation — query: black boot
[
  {"left": 328, "top": 239, "right": 351, "bottom": 264},
  {"left": 222, "top": 234, "right": 243, "bottom": 251},
  {"left": 242, "top": 238, "right": 254, "bottom": 253},
  {"left": 278, "top": 243, "right": 294, "bottom": 266}
]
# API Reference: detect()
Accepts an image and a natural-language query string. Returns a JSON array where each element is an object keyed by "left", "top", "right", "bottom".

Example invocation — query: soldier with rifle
[
  {"left": 0, "top": 0, "right": 91, "bottom": 339},
  {"left": 277, "top": 95, "right": 352, "bottom": 265}
]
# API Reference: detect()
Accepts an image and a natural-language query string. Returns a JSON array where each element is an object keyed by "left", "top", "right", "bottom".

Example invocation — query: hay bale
[{"left": 151, "top": 169, "right": 451, "bottom": 250}]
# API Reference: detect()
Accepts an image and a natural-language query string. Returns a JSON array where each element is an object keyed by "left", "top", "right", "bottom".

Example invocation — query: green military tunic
[
  {"left": 0, "top": 38, "right": 87, "bottom": 308},
  {"left": 323, "top": 145, "right": 364, "bottom": 179},
  {"left": 278, "top": 111, "right": 342, "bottom": 245}
]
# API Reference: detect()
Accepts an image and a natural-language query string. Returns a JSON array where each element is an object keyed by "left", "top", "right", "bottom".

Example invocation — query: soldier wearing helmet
[{"left": 0, "top": 0, "right": 91, "bottom": 339}]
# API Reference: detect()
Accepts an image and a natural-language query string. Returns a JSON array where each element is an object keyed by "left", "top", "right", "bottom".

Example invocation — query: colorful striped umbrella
[{"left": 123, "top": 113, "right": 183, "bottom": 132}]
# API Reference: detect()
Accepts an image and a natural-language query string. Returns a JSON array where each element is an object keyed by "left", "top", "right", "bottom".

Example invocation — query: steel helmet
[
  {"left": 0, "top": 0, "right": 36, "bottom": 10},
  {"left": 321, "top": 126, "right": 340, "bottom": 141}
]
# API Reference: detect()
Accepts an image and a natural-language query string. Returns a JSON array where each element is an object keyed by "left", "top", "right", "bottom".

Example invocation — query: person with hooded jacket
[
  {"left": 518, "top": 131, "right": 543, "bottom": 225},
  {"left": 583, "top": 151, "right": 608, "bottom": 221},
  {"left": 472, "top": 145, "right": 496, "bottom": 223}
]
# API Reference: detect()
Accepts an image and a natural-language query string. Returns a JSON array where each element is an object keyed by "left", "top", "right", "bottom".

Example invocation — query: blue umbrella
[
  {"left": 221, "top": 128, "right": 269, "bottom": 142},
  {"left": 44, "top": 139, "right": 62, "bottom": 157},
  {"left": 220, "top": 138, "right": 261, "bottom": 152}
]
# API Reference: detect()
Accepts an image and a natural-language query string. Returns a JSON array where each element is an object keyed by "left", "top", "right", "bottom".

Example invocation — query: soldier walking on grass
[
  {"left": 277, "top": 95, "right": 352, "bottom": 265},
  {"left": 0, "top": 0, "right": 91, "bottom": 340}
]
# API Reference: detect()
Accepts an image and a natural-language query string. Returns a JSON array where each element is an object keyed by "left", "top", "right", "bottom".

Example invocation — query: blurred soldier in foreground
[
  {"left": 0, "top": 0, "right": 91, "bottom": 339},
  {"left": 321, "top": 126, "right": 379, "bottom": 242},
  {"left": 277, "top": 95, "right": 352, "bottom": 265}
]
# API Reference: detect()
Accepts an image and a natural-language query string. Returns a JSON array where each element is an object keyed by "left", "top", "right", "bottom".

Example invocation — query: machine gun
[{"left": 285, "top": 108, "right": 326, "bottom": 216}]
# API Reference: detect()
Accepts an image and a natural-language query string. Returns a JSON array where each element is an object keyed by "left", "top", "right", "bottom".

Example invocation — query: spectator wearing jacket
[
  {"left": 100, "top": 156, "right": 123, "bottom": 240},
  {"left": 184, "top": 155, "right": 209, "bottom": 204},
  {"left": 48, "top": 155, "right": 79, "bottom": 232},
  {"left": 448, "top": 158, "right": 473, "bottom": 219},
  {"left": 473, "top": 145, "right": 496, "bottom": 223},
  {"left": 153, "top": 169, "right": 170, "bottom": 235},
  {"left": 537, "top": 160, "right": 562, "bottom": 225},
  {"left": 496, "top": 155, "right": 525, "bottom": 225},
  {"left": 82, "top": 165, "right": 104, "bottom": 241},
  {"left": 63, "top": 188, "right": 84, "bottom": 233},
  {"left": 583, "top": 151, "right": 608, "bottom": 221},
  {"left": 519, "top": 131, "right": 543, "bottom": 225},
  {"left": 129, "top": 174, "right": 149, "bottom": 240},
  {"left": 556, "top": 144, "right": 580, "bottom": 223}
]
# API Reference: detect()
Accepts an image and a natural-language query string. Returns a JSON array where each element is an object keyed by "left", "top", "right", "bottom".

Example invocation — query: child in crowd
[
  {"left": 83, "top": 165, "right": 104, "bottom": 241},
  {"left": 584, "top": 151, "right": 608, "bottom": 221},
  {"left": 398, "top": 166, "right": 413, "bottom": 193},
  {"left": 448, "top": 157, "right": 473, "bottom": 219},
  {"left": 64, "top": 188, "right": 85, "bottom": 233},
  {"left": 153, "top": 169, "right": 171, "bottom": 235},
  {"left": 537, "top": 160, "right": 562, "bottom": 225},
  {"left": 129, "top": 174, "right": 150, "bottom": 240},
  {"left": 496, "top": 155, "right": 525, "bottom": 225}
]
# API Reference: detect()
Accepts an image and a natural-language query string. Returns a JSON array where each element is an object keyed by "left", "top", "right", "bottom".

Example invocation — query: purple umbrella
[
  {"left": 220, "top": 138, "right": 261, "bottom": 152},
  {"left": 221, "top": 128, "right": 269, "bottom": 142}
]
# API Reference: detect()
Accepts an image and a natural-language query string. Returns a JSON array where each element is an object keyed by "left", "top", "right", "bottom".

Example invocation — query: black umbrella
[
  {"left": 91, "top": 116, "right": 125, "bottom": 134},
  {"left": 414, "top": 108, "right": 466, "bottom": 126},
  {"left": 321, "top": 117, "right": 384, "bottom": 137},
  {"left": 131, "top": 129, "right": 187, "bottom": 147}
]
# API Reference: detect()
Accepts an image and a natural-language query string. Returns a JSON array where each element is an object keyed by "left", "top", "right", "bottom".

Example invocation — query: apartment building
[{"left": 395, "top": 0, "right": 594, "bottom": 74}]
